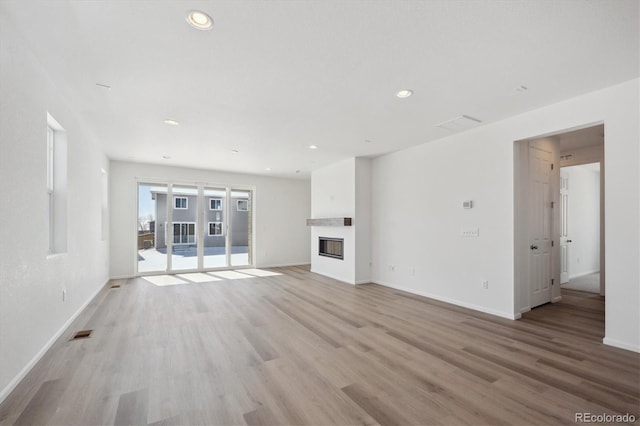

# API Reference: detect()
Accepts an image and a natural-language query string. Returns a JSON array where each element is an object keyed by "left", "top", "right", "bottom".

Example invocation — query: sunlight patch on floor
[
  {"left": 239, "top": 268, "right": 282, "bottom": 277},
  {"left": 142, "top": 275, "right": 190, "bottom": 286},
  {"left": 177, "top": 273, "right": 222, "bottom": 283},
  {"left": 209, "top": 270, "right": 255, "bottom": 280}
]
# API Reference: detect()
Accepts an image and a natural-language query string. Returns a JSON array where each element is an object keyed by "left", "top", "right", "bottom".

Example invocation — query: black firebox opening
[{"left": 319, "top": 237, "right": 344, "bottom": 260}]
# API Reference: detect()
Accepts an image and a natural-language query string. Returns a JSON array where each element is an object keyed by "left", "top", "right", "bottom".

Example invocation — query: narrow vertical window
[
  {"left": 47, "top": 126, "right": 55, "bottom": 252},
  {"left": 47, "top": 113, "right": 67, "bottom": 255},
  {"left": 101, "top": 168, "right": 108, "bottom": 241}
]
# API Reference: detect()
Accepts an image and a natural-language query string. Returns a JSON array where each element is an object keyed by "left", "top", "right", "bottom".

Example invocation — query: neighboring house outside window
[
  {"left": 174, "top": 196, "right": 188, "bottom": 209},
  {"left": 209, "top": 222, "right": 223, "bottom": 236},
  {"left": 237, "top": 199, "right": 248, "bottom": 211},
  {"left": 210, "top": 198, "right": 221, "bottom": 210}
]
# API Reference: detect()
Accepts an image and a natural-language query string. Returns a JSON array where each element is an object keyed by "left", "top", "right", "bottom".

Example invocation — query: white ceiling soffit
[{"left": 1, "top": 1, "right": 638, "bottom": 179}]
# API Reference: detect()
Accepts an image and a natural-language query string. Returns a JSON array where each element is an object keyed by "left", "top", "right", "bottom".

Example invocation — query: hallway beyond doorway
[{"left": 561, "top": 272, "right": 600, "bottom": 293}]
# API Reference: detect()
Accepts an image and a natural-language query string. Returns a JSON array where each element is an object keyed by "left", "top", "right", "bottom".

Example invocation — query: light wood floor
[{"left": 1, "top": 266, "right": 638, "bottom": 425}]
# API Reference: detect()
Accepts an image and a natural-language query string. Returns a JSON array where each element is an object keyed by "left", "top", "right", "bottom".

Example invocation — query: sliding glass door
[
  {"left": 137, "top": 183, "right": 168, "bottom": 273},
  {"left": 203, "top": 186, "right": 228, "bottom": 268},
  {"left": 230, "top": 189, "right": 252, "bottom": 266},
  {"left": 169, "top": 185, "right": 198, "bottom": 271},
  {"left": 137, "top": 181, "right": 253, "bottom": 274}
]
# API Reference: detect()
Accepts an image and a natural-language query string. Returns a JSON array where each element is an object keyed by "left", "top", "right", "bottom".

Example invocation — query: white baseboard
[
  {"left": 0, "top": 277, "right": 110, "bottom": 405},
  {"left": 373, "top": 280, "right": 519, "bottom": 320},
  {"left": 301, "top": 267, "right": 369, "bottom": 285},
  {"left": 309, "top": 268, "right": 355, "bottom": 285},
  {"left": 569, "top": 269, "right": 600, "bottom": 280},
  {"left": 602, "top": 337, "right": 640, "bottom": 353},
  {"left": 109, "top": 274, "right": 135, "bottom": 280},
  {"left": 259, "top": 262, "right": 310, "bottom": 269},
  {"left": 552, "top": 296, "right": 563, "bottom": 303}
]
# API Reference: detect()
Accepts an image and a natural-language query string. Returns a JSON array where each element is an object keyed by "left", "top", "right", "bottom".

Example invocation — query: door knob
[
  {"left": 530, "top": 245, "right": 538, "bottom": 250},
  {"left": 567, "top": 239, "right": 572, "bottom": 243}
]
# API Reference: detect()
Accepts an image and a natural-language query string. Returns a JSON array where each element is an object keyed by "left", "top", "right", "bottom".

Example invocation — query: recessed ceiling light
[
  {"left": 295, "top": 170, "right": 301, "bottom": 174},
  {"left": 265, "top": 167, "right": 272, "bottom": 171},
  {"left": 231, "top": 149, "right": 239, "bottom": 154},
  {"left": 309, "top": 145, "right": 318, "bottom": 150},
  {"left": 186, "top": 10, "right": 213, "bottom": 30},
  {"left": 364, "top": 139, "right": 372, "bottom": 143},
  {"left": 163, "top": 119, "right": 179, "bottom": 126},
  {"left": 162, "top": 155, "right": 171, "bottom": 160},
  {"left": 396, "top": 89, "right": 413, "bottom": 98}
]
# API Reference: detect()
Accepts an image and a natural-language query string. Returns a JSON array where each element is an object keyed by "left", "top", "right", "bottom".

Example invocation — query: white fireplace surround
[{"left": 310, "top": 158, "right": 371, "bottom": 285}]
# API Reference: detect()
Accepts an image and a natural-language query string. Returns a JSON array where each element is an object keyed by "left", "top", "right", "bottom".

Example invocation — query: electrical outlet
[
  {"left": 462, "top": 228, "right": 480, "bottom": 237},
  {"left": 482, "top": 280, "right": 489, "bottom": 290}
]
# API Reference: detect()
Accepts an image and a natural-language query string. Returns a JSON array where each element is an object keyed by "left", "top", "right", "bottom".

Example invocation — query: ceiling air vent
[
  {"left": 70, "top": 329, "right": 93, "bottom": 340},
  {"left": 436, "top": 115, "right": 482, "bottom": 132}
]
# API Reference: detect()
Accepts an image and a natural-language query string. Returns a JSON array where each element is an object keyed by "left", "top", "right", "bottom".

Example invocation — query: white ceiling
[{"left": 2, "top": 1, "right": 638, "bottom": 179}]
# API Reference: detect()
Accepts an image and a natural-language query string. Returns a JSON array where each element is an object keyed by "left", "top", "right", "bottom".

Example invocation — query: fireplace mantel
[{"left": 306, "top": 217, "right": 352, "bottom": 227}]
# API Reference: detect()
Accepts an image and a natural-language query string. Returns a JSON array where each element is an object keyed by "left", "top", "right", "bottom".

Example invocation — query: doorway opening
[{"left": 514, "top": 123, "right": 605, "bottom": 315}]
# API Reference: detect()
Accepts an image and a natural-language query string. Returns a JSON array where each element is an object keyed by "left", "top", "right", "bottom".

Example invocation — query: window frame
[
  {"left": 47, "top": 126, "right": 54, "bottom": 253},
  {"left": 46, "top": 113, "right": 68, "bottom": 256},
  {"left": 209, "top": 198, "right": 222, "bottom": 211},
  {"left": 174, "top": 196, "right": 188, "bottom": 210},
  {"left": 237, "top": 199, "right": 249, "bottom": 211},
  {"left": 172, "top": 222, "right": 196, "bottom": 245},
  {"left": 208, "top": 221, "right": 224, "bottom": 236}
]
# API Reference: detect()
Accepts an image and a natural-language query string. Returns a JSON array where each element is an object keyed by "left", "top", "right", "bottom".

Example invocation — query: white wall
[
  {"left": 563, "top": 165, "right": 600, "bottom": 278},
  {"left": 372, "top": 127, "right": 515, "bottom": 319},
  {"left": 0, "top": 17, "right": 110, "bottom": 401},
  {"left": 355, "top": 158, "right": 372, "bottom": 284},
  {"left": 109, "top": 161, "right": 310, "bottom": 277},
  {"left": 371, "top": 79, "right": 639, "bottom": 352}
]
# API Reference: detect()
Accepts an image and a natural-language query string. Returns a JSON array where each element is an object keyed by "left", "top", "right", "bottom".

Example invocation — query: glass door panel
[
  {"left": 230, "top": 189, "right": 251, "bottom": 266},
  {"left": 170, "top": 185, "right": 198, "bottom": 271},
  {"left": 203, "top": 187, "right": 228, "bottom": 268},
  {"left": 137, "top": 183, "right": 167, "bottom": 273}
]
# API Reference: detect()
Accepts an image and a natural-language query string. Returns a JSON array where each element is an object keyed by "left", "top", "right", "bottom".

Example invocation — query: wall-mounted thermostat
[{"left": 463, "top": 200, "right": 473, "bottom": 209}]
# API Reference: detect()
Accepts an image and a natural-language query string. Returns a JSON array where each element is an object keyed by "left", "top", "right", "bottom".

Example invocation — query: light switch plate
[{"left": 462, "top": 228, "right": 479, "bottom": 237}]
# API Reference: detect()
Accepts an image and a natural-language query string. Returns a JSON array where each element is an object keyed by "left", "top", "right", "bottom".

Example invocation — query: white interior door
[
  {"left": 560, "top": 171, "right": 570, "bottom": 284},
  {"left": 529, "top": 144, "right": 553, "bottom": 308}
]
